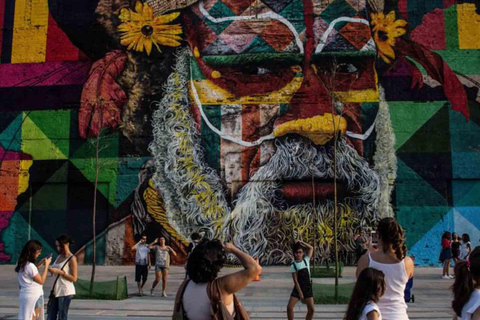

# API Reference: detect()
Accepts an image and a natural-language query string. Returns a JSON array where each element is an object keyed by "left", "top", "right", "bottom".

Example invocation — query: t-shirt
[
  {"left": 187, "top": 241, "right": 199, "bottom": 254},
  {"left": 459, "top": 289, "right": 480, "bottom": 320},
  {"left": 441, "top": 238, "right": 451, "bottom": 249},
  {"left": 17, "top": 262, "right": 43, "bottom": 294},
  {"left": 154, "top": 246, "right": 170, "bottom": 267},
  {"left": 135, "top": 244, "right": 150, "bottom": 266},
  {"left": 359, "top": 301, "right": 382, "bottom": 320},
  {"left": 290, "top": 256, "right": 310, "bottom": 275}
]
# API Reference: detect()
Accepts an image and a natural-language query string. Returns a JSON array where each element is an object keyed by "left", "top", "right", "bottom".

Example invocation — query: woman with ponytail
[
  {"left": 452, "top": 247, "right": 480, "bottom": 320},
  {"left": 356, "top": 217, "right": 414, "bottom": 320}
]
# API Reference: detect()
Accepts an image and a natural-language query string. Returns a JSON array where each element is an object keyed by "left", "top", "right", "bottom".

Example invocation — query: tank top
[
  {"left": 459, "top": 289, "right": 480, "bottom": 320},
  {"left": 51, "top": 255, "right": 76, "bottom": 298},
  {"left": 154, "top": 246, "right": 170, "bottom": 267},
  {"left": 368, "top": 253, "right": 409, "bottom": 320},
  {"left": 183, "top": 281, "right": 234, "bottom": 320},
  {"left": 359, "top": 301, "right": 382, "bottom": 320}
]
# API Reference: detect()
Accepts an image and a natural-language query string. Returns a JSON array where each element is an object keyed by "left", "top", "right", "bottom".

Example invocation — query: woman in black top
[{"left": 452, "top": 232, "right": 461, "bottom": 264}]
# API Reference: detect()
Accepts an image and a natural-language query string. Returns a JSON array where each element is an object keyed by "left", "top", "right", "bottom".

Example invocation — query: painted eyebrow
[{"left": 202, "top": 53, "right": 304, "bottom": 67}]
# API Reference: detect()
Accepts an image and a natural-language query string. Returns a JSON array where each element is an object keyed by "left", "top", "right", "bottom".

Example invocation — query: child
[
  {"left": 460, "top": 234, "right": 472, "bottom": 261},
  {"left": 452, "top": 247, "right": 480, "bottom": 320},
  {"left": 452, "top": 233, "right": 461, "bottom": 265},
  {"left": 440, "top": 231, "right": 453, "bottom": 279},
  {"left": 345, "top": 268, "right": 385, "bottom": 320},
  {"left": 287, "top": 240, "right": 314, "bottom": 320}
]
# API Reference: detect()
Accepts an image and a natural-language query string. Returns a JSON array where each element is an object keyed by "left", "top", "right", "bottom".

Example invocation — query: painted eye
[
  {"left": 240, "top": 65, "right": 273, "bottom": 75},
  {"left": 337, "top": 63, "right": 358, "bottom": 73},
  {"left": 256, "top": 67, "right": 270, "bottom": 75}
]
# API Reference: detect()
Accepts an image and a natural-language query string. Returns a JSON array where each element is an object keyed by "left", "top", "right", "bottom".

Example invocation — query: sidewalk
[{"left": 0, "top": 265, "right": 454, "bottom": 319}]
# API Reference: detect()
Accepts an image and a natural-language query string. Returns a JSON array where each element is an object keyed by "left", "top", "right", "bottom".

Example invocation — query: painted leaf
[
  {"left": 79, "top": 50, "right": 128, "bottom": 138},
  {"left": 396, "top": 38, "right": 470, "bottom": 121},
  {"left": 404, "top": 58, "right": 424, "bottom": 89}
]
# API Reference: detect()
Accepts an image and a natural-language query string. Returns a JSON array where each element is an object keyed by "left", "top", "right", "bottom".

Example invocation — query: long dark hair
[
  {"left": 15, "top": 240, "right": 43, "bottom": 273},
  {"left": 442, "top": 232, "right": 452, "bottom": 240},
  {"left": 186, "top": 239, "right": 225, "bottom": 283},
  {"left": 462, "top": 233, "right": 471, "bottom": 243},
  {"left": 344, "top": 268, "right": 385, "bottom": 320},
  {"left": 452, "top": 247, "right": 480, "bottom": 317},
  {"left": 377, "top": 217, "right": 407, "bottom": 260}
]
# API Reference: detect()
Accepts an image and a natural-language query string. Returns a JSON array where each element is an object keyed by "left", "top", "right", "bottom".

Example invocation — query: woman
[
  {"left": 149, "top": 236, "right": 177, "bottom": 297},
  {"left": 344, "top": 268, "right": 386, "bottom": 320},
  {"left": 452, "top": 233, "right": 461, "bottom": 265},
  {"left": 287, "top": 240, "right": 315, "bottom": 320},
  {"left": 177, "top": 239, "right": 261, "bottom": 319},
  {"left": 452, "top": 247, "right": 480, "bottom": 320},
  {"left": 47, "top": 235, "right": 77, "bottom": 320},
  {"left": 440, "top": 231, "right": 453, "bottom": 279},
  {"left": 357, "top": 217, "right": 414, "bottom": 320},
  {"left": 16, "top": 240, "right": 52, "bottom": 320},
  {"left": 461, "top": 234, "right": 472, "bottom": 261}
]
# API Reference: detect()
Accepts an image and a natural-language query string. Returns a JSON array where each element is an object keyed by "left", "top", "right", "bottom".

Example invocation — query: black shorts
[
  {"left": 291, "top": 283, "right": 313, "bottom": 299},
  {"left": 135, "top": 264, "right": 148, "bottom": 282}
]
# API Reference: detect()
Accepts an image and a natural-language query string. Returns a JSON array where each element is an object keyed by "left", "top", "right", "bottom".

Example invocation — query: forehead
[{"left": 186, "top": 0, "right": 374, "bottom": 56}]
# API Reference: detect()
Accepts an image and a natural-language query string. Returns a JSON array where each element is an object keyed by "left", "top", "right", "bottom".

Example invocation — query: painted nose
[{"left": 273, "top": 66, "right": 347, "bottom": 145}]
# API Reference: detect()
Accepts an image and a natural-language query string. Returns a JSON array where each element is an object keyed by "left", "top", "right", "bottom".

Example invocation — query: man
[
  {"left": 50, "top": 0, "right": 471, "bottom": 264},
  {"left": 131, "top": 234, "right": 150, "bottom": 296}
]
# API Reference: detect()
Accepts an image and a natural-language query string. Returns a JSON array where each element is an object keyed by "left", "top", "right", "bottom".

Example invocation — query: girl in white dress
[
  {"left": 452, "top": 247, "right": 480, "bottom": 320},
  {"left": 345, "top": 267, "right": 385, "bottom": 320},
  {"left": 16, "top": 240, "right": 52, "bottom": 320}
]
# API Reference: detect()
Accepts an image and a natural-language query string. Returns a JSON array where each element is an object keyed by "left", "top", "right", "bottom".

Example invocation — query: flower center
[
  {"left": 141, "top": 25, "right": 153, "bottom": 36},
  {"left": 377, "top": 30, "right": 389, "bottom": 42}
]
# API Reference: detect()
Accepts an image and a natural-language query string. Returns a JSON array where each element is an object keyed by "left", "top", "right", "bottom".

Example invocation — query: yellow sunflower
[
  {"left": 118, "top": 2, "right": 182, "bottom": 55},
  {"left": 370, "top": 11, "right": 407, "bottom": 63}
]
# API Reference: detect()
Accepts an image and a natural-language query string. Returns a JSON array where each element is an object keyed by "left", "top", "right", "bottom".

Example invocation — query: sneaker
[
  {"left": 162, "top": 292, "right": 167, "bottom": 297},
  {"left": 442, "top": 275, "right": 450, "bottom": 279},
  {"left": 449, "top": 275, "right": 454, "bottom": 279},
  {"left": 150, "top": 289, "right": 154, "bottom": 296}
]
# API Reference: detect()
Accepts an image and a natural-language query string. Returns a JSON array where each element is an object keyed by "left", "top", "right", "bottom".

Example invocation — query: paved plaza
[{"left": 0, "top": 265, "right": 454, "bottom": 320}]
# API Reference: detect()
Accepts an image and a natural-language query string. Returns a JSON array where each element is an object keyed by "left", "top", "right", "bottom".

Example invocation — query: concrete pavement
[{"left": 0, "top": 265, "right": 454, "bottom": 319}]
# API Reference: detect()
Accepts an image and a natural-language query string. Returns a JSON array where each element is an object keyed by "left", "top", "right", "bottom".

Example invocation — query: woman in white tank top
[
  {"left": 47, "top": 235, "right": 77, "bottom": 320},
  {"left": 452, "top": 247, "right": 480, "bottom": 320},
  {"left": 357, "top": 218, "right": 414, "bottom": 320},
  {"left": 179, "top": 240, "right": 261, "bottom": 320}
]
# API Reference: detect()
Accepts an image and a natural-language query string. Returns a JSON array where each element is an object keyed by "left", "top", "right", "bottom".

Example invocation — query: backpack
[{"left": 172, "top": 278, "right": 250, "bottom": 320}]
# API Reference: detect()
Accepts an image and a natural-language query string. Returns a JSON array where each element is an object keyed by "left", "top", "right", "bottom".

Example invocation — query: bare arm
[
  {"left": 405, "top": 256, "right": 415, "bottom": 279},
  {"left": 292, "top": 273, "right": 304, "bottom": 299},
  {"left": 32, "top": 258, "right": 51, "bottom": 285},
  {"left": 168, "top": 246, "right": 177, "bottom": 257},
  {"left": 298, "top": 240, "right": 314, "bottom": 259},
  {"left": 356, "top": 253, "right": 369, "bottom": 278},
  {"left": 148, "top": 239, "right": 158, "bottom": 250},
  {"left": 131, "top": 241, "right": 141, "bottom": 252},
  {"left": 367, "top": 310, "right": 379, "bottom": 320},
  {"left": 471, "top": 306, "right": 480, "bottom": 320},
  {"left": 218, "top": 243, "right": 261, "bottom": 295}
]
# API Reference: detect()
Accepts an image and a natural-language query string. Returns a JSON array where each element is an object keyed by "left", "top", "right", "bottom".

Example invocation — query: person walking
[
  {"left": 440, "top": 232, "right": 453, "bottom": 279},
  {"left": 132, "top": 234, "right": 150, "bottom": 296},
  {"left": 357, "top": 217, "right": 414, "bottom": 320},
  {"left": 452, "top": 247, "right": 480, "bottom": 319},
  {"left": 344, "top": 267, "right": 386, "bottom": 320},
  {"left": 354, "top": 231, "right": 368, "bottom": 264},
  {"left": 174, "top": 240, "right": 261, "bottom": 320},
  {"left": 149, "top": 236, "right": 177, "bottom": 297},
  {"left": 16, "top": 240, "right": 52, "bottom": 320},
  {"left": 47, "top": 235, "right": 77, "bottom": 320},
  {"left": 287, "top": 240, "right": 315, "bottom": 320},
  {"left": 453, "top": 233, "right": 461, "bottom": 265},
  {"left": 460, "top": 234, "right": 472, "bottom": 261}
]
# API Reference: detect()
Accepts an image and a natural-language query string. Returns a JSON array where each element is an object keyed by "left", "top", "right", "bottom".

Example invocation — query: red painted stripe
[
  {"left": 398, "top": 0, "right": 408, "bottom": 19},
  {"left": 46, "top": 14, "right": 81, "bottom": 62},
  {"left": 241, "top": 105, "right": 260, "bottom": 182},
  {"left": 0, "top": 61, "right": 90, "bottom": 87}
]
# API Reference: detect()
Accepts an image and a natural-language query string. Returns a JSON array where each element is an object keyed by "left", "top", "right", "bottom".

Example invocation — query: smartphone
[{"left": 371, "top": 231, "right": 378, "bottom": 246}]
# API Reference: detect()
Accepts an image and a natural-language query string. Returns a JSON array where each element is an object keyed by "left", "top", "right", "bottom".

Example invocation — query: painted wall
[{"left": 0, "top": 0, "right": 479, "bottom": 266}]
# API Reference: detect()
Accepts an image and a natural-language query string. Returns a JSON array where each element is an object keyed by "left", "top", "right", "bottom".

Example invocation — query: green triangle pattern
[
  {"left": 0, "top": 114, "right": 23, "bottom": 151},
  {"left": 453, "top": 180, "right": 480, "bottom": 207},
  {"left": 21, "top": 116, "right": 68, "bottom": 160},
  {"left": 389, "top": 101, "right": 445, "bottom": 150}
]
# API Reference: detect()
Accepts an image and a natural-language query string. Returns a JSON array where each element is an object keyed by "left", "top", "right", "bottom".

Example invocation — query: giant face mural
[{"left": 49, "top": 0, "right": 471, "bottom": 264}]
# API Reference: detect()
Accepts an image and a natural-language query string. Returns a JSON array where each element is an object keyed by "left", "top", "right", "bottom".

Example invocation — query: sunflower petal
[
  {"left": 393, "top": 19, "right": 408, "bottom": 27},
  {"left": 154, "top": 12, "right": 180, "bottom": 24},
  {"left": 145, "top": 38, "right": 153, "bottom": 55},
  {"left": 143, "top": 4, "right": 153, "bottom": 21},
  {"left": 386, "top": 11, "right": 396, "bottom": 23},
  {"left": 135, "top": 1, "right": 143, "bottom": 14},
  {"left": 119, "top": 8, "right": 131, "bottom": 22}
]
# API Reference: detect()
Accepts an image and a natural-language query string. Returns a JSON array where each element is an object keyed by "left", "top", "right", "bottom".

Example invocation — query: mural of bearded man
[{"left": 49, "top": 0, "right": 471, "bottom": 264}]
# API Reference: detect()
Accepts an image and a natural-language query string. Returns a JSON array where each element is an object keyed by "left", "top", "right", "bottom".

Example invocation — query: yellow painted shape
[
  {"left": 274, "top": 113, "right": 347, "bottom": 145},
  {"left": 458, "top": 3, "right": 480, "bottom": 49},
  {"left": 21, "top": 116, "right": 68, "bottom": 160},
  {"left": 191, "top": 76, "right": 304, "bottom": 105},
  {"left": 12, "top": 0, "right": 49, "bottom": 63},
  {"left": 18, "top": 159, "right": 33, "bottom": 195},
  {"left": 334, "top": 88, "right": 379, "bottom": 102}
]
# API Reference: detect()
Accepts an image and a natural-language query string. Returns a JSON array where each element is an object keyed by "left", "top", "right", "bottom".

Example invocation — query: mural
[{"left": 0, "top": 0, "right": 479, "bottom": 265}]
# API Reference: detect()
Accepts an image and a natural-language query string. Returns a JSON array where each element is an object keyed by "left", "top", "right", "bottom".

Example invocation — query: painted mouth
[{"left": 281, "top": 179, "right": 346, "bottom": 203}]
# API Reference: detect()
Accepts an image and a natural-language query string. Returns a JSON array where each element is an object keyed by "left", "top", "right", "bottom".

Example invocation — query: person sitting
[{"left": 174, "top": 240, "right": 261, "bottom": 320}]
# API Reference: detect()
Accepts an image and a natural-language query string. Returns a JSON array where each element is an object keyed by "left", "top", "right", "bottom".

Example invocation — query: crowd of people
[
  {"left": 15, "top": 219, "right": 480, "bottom": 320},
  {"left": 441, "top": 232, "right": 473, "bottom": 279}
]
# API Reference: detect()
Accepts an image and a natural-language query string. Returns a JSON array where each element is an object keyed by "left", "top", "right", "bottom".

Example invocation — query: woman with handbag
[
  {"left": 16, "top": 240, "right": 52, "bottom": 320},
  {"left": 47, "top": 235, "right": 77, "bottom": 320},
  {"left": 173, "top": 240, "right": 261, "bottom": 320}
]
